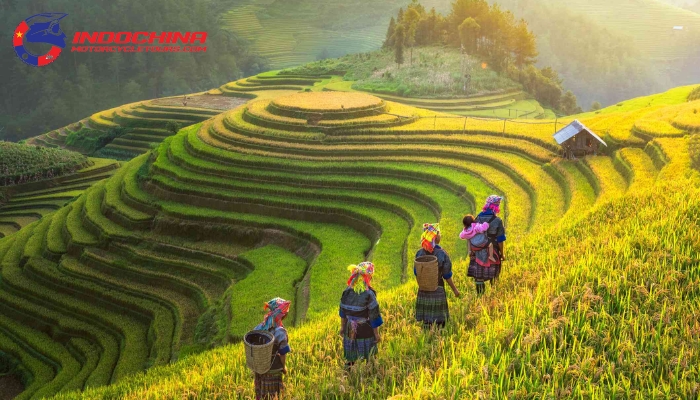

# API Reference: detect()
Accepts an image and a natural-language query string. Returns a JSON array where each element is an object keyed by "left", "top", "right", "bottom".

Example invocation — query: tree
[
  {"left": 403, "top": 8, "right": 421, "bottom": 65},
  {"left": 561, "top": 90, "right": 582, "bottom": 115},
  {"left": 393, "top": 24, "right": 406, "bottom": 67},
  {"left": 383, "top": 17, "right": 397, "bottom": 48},
  {"left": 122, "top": 80, "right": 144, "bottom": 103},
  {"left": 540, "top": 67, "right": 563, "bottom": 85},
  {"left": 458, "top": 18, "right": 480, "bottom": 54},
  {"left": 590, "top": 101, "right": 602, "bottom": 111},
  {"left": 316, "top": 48, "right": 330, "bottom": 60},
  {"left": 75, "top": 64, "right": 96, "bottom": 113},
  {"left": 416, "top": 8, "right": 441, "bottom": 45},
  {"left": 108, "top": 53, "right": 124, "bottom": 92},
  {"left": 451, "top": 0, "right": 489, "bottom": 38},
  {"left": 512, "top": 19, "right": 538, "bottom": 68}
]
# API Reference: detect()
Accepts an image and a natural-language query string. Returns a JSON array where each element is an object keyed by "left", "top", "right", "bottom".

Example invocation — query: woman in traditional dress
[
  {"left": 467, "top": 195, "right": 507, "bottom": 295},
  {"left": 339, "top": 262, "right": 384, "bottom": 367},
  {"left": 415, "top": 223, "right": 461, "bottom": 328},
  {"left": 253, "top": 297, "right": 292, "bottom": 400}
]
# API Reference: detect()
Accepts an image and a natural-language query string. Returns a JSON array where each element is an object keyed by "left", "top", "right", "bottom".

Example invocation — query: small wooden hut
[{"left": 553, "top": 119, "right": 607, "bottom": 159}]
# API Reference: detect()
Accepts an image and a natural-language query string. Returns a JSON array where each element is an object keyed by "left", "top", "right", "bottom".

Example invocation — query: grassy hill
[
  {"left": 219, "top": 53, "right": 552, "bottom": 119},
  {"left": 0, "top": 80, "right": 696, "bottom": 398}
]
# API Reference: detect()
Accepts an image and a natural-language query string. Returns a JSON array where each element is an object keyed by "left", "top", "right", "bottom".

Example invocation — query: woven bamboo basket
[
  {"left": 415, "top": 255, "right": 439, "bottom": 291},
  {"left": 244, "top": 330, "right": 275, "bottom": 374}
]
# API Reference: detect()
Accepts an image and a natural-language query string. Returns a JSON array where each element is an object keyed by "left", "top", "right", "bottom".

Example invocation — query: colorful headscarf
[
  {"left": 255, "top": 297, "right": 291, "bottom": 331},
  {"left": 483, "top": 195, "right": 502, "bottom": 214},
  {"left": 347, "top": 261, "right": 375, "bottom": 293},
  {"left": 421, "top": 223, "right": 441, "bottom": 252}
]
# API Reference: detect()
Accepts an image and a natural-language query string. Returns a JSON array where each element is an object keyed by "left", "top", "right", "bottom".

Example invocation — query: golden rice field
[
  {"left": 272, "top": 92, "right": 384, "bottom": 112},
  {"left": 1, "top": 78, "right": 699, "bottom": 399}
]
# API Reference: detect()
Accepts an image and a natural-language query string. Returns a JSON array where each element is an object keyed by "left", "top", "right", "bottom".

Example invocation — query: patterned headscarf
[
  {"left": 483, "top": 195, "right": 502, "bottom": 214},
  {"left": 255, "top": 297, "right": 291, "bottom": 331},
  {"left": 421, "top": 223, "right": 441, "bottom": 252},
  {"left": 347, "top": 261, "right": 374, "bottom": 293}
]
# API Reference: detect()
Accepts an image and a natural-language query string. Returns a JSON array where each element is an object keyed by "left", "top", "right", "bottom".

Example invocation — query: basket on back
[
  {"left": 244, "top": 330, "right": 275, "bottom": 374},
  {"left": 415, "top": 255, "right": 439, "bottom": 291}
]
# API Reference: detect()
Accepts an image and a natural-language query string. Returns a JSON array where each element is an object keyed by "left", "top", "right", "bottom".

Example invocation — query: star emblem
[
  {"left": 46, "top": 55, "right": 54, "bottom": 60},
  {"left": 16, "top": 31, "right": 23, "bottom": 38}
]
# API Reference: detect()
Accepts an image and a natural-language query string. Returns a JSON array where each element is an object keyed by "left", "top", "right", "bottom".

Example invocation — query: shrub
[
  {"left": 65, "top": 126, "right": 126, "bottom": 154},
  {"left": 688, "top": 86, "right": 700, "bottom": 101},
  {"left": 166, "top": 121, "right": 183, "bottom": 135},
  {"left": 0, "top": 142, "right": 87, "bottom": 185}
]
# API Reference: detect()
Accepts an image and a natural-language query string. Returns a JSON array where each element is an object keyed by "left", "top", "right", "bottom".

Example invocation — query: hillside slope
[
  {"left": 0, "top": 85, "right": 696, "bottom": 398},
  {"left": 54, "top": 182, "right": 700, "bottom": 399},
  {"left": 217, "top": 0, "right": 700, "bottom": 109},
  {"left": 220, "top": 0, "right": 447, "bottom": 68},
  {"left": 548, "top": 0, "right": 700, "bottom": 60}
]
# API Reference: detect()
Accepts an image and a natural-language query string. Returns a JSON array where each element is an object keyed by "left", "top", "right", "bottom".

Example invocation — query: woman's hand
[
  {"left": 446, "top": 277, "right": 460, "bottom": 298},
  {"left": 282, "top": 366, "right": 288, "bottom": 374},
  {"left": 454, "top": 289, "right": 461, "bottom": 298},
  {"left": 339, "top": 330, "right": 344, "bottom": 338},
  {"left": 375, "top": 334, "right": 381, "bottom": 344}
]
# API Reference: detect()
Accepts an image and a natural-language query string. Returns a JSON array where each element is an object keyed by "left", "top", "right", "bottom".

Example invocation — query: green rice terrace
[
  {"left": 27, "top": 63, "right": 552, "bottom": 164},
  {"left": 26, "top": 96, "right": 242, "bottom": 161},
  {"left": 0, "top": 144, "right": 120, "bottom": 239},
  {"left": 0, "top": 82, "right": 698, "bottom": 398}
]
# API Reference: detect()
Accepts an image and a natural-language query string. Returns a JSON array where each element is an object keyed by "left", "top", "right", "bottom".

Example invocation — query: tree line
[
  {"left": 382, "top": 0, "right": 582, "bottom": 115},
  {"left": 0, "top": 0, "right": 267, "bottom": 142}
]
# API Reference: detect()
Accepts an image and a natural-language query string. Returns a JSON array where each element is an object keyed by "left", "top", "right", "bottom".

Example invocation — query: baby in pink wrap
[{"left": 459, "top": 215, "right": 497, "bottom": 264}]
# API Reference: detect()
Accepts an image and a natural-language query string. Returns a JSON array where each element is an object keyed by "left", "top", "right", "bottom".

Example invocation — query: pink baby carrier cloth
[{"left": 460, "top": 222, "right": 492, "bottom": 267}]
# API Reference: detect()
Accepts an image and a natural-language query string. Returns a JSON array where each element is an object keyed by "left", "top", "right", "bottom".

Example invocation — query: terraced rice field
[
  {"left": 220, "top": 4, "right": 385, "bottom": 69},
  {"left": 0, "top": 87, "right": 690, "bottom": 398},
  {"left": 27, "top": 98, "right": 224, "bottom": 160},
  {"left": 362, "top": 90, "right": 552, "bottom": 118},
  {"left": 221, "top": 71, "right": 550, "bottom": 120},
  {"left": 0, "top": 158, "right": 120, "bottom": 239},
  {"left": 553, "top": 0, "right": 700, "bottom": 60},
  {"left": 2, "top": 85, "right": 699, "bottom": 398}
]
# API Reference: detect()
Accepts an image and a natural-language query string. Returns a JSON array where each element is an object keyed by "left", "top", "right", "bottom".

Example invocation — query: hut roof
[{"left": 553, "top": 119, "right": 607, "bottom": 147}]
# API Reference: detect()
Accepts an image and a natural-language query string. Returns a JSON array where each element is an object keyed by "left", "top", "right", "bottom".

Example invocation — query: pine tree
[
  {"left": 458, "top": 18, "right": 480, "bottom": 54},
  {"left": 383, "top": 17, "right": 396, "bottom": 48},
  {"left": 403, "top": 8, "right": 421, "bottom": 65},
  {"left": 393, "top": 24, "right": 405, "bottom": 67},
  {"left": 512, "top": 19, "right": 538, "bottom": 68},
  {"left": 561, "top": 90, "right": 581, "bottom": 115}
]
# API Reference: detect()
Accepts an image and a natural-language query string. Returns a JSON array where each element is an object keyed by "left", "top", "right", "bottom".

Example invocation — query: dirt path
[
  {"left": 151, "top": 95, "right": 248, "bottom": 111},
  {"left": 0, "top": 375, "right": 24, "bottom": 400}
]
